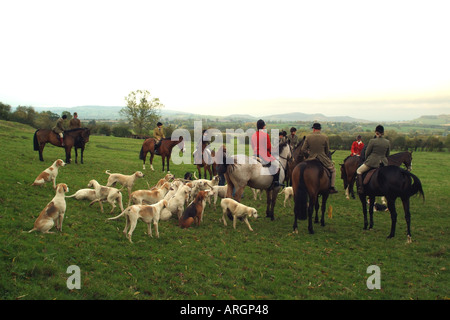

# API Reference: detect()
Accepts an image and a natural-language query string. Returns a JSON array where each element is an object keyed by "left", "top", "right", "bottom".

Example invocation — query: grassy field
[{"left": 0, "top": 120, "right": 448, "bottom": 300}]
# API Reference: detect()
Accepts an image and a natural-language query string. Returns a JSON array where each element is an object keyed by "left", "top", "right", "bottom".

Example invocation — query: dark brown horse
[
  {"left": 33, "top": 128, "right": 90, "bottom": 164},
  {"left": 285, "top": 136, "right": 307, "bottom": 186},
  {"left": 340, "top": 151, "right": 413, "bottom": 199},
  {"left": 139, "top": 136, "right": 184, "bottom": 172},
  {"left": 358, "top": 165, "right": 424, "bottom": 243},
  {"left": 292, "top": 159, "right": 333, "bottom": 235}
]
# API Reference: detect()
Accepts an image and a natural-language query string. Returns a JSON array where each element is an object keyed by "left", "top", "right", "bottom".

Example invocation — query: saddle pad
[{"left": 363, "top": 169, "right": 377, "bottom": 185}]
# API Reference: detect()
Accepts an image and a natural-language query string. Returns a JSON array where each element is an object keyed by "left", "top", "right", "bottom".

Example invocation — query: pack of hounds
[{"left": 28, "top": 159, "right": 260, "bottom": 243}]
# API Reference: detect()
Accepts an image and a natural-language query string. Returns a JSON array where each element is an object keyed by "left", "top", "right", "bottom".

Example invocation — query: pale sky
[{"left": 1, "top": 0, "right": 449, "bottom": 121}]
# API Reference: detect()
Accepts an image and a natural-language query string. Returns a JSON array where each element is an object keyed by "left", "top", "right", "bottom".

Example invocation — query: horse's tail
[
  {"left": 139, "top": 146, "right": 145, "bottom": 160},
  {"left": 294, "top": 163, "right": 308, "bottom": 220},
  {"left": 33, "top": 130, "right": 40, "bottom": 151},
  {"left": 407, "top": 171, "right": 425, "bottom": 201}
]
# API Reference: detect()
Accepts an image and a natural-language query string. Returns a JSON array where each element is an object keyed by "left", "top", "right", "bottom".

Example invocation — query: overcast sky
[{"left": 1, "top": 0, "right": 449, "bottom": 121}]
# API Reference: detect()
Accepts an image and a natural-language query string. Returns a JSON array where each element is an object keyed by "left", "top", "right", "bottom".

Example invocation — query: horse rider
[
  {"left": 53, "top": 114, "right": 67, "bottom": 146},
  {"left": 194, "top": 129, "right": 212, "bottom": 165},
  {"left": 351, "top": 135, "right": 364, "bottom": 156},
  {"left": 153, "top": 122, "right": 165, "bottom": 154},
  {"left": 356, "top": 125, "right": 391, "bottom": 194},
  {"left": 69, "top": 112, "right": 81, "bottom": 129},
  {"left": 287, "top": 127, "right": 299, "bottom": 150},
  {"left": 301, "top": 122, "right": 338, "bottom": 194},
  {"left": 251, "top": 119, "right": 284, "bottom": 189},
  {"left": 279, "top": 130, "right": 287, "bottom": 144}
]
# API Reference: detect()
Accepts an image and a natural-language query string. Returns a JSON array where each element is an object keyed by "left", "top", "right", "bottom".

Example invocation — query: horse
[
  {"left": 340, "top": 151, "right": 413, "bottom": 200},
  {"left": 292, "top": 151, "right": 336, "bottom": 235},
  {"left": 387, "top": 151, "right": 413, "bottom": 171},
  {"left": 285, "top": 136, "right": 307, "bottom": 186},
  {"left": 33, "top": 128, "right": 91, "bottom": 164},
  {"left": 193, "top": 140, "right": 216, "bottom": 180},
  {"left": 358, "top": 165, "right": 424, "bottom": 243},
  {"left": 216, "top": 142, "right": 291, "bottom": 221},
  {"left": 139, "top": 136, "right": 184, "bottom": 172}
]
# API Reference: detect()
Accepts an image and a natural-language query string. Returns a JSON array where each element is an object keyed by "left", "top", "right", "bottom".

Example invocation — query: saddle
[{"left": 362, "top": 168, "right": 378, "bottom": 185}]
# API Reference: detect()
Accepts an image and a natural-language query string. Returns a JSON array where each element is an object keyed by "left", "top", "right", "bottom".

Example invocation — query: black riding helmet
[{"left": 375, "top": 125, "right": 384, "bottom": 134}]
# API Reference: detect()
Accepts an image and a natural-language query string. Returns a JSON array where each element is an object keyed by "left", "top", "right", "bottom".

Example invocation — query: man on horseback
[
  {"left": 351, "top": 135, "right": 364, "bottom": 156},
  {"left": 287, "top": 127, "right": 299, "bottom": 150},
  {"left": 53, "top": 114, "right": 67, "bottom": 146},
  {"left": 251, "top": 119, "right": 284, "bottom": 189},
  {"left": 356, "top": 125, "right": 391, "bottom": 194},
  {"left": 153, "top": 122, "right": 165, "bottom": 154},
  {"left": 69, "top": 112, "right": 81, "bottom": 129},
  {"left": 301, "top": 123, "right": 338, "bottom": 194}
]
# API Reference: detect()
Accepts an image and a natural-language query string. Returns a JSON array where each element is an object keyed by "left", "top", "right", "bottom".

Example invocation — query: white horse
[{"left": 216, "top": 142, "right": 291, "bottom": 220}]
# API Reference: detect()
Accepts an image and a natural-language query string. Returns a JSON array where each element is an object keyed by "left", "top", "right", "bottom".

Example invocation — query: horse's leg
[
  {"left": 161, "top": 156, "right": 165, "bottom": 172},
  {"left": 386, "top": 197, "right": 398, "bottom": 239},
  {"left": 208, "top": 166, "right": 212, "bottom": 180},
  {"left": 320, "top": 194, "right": 328, "bottom": 227},
  {"left": 167, "top": 156, "right": 170, "bottom": 172},
  {"left": 307, "top": 195, "right": 315, "bottom": 234},
  {"left": 268, "top": 188, "right": 279, "bottom": 221},
  {"left": 349, "top": 176, "right": 356, "bottom": 199},
  {"left": 359, "top": 193, "right": 368, "bottom": 230},
  {"left": 401, "top": 196, "right": 412, "bottom": 243},
  {"left": 234, "top": 186, "right": 245, "bottom": 202},
  {"left": 39, "top": 143, "right": 45, "bottom": 161},
  {"left": 65, "top": 146, "right": 71, "bottom": 164},
  {"left": 265, "top": 190, "right": 273, "bottom": 219},
  {"left": 74, "top": 147, "right": 78, "bottom": 164},
  {"left": 369, "top": 195, "right": 375, "bottom": 229},
  {"left": 150, "top": 153, "right": 155, "bottom": 171},
  {"left": 314, "top": 198, "right": 319, "bottom": 223},
  {"left": 81, "top": 146, "right": 84, "bottom": 164}
]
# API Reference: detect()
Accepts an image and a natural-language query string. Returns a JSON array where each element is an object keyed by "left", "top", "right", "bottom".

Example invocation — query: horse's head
[{"left": 82, "top": 128, "right": 91, "bottom": 143}]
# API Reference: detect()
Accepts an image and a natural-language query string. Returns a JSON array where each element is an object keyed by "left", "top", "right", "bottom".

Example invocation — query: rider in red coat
[
  {"left": 251, "top": 119, "right": 283, "bottom": 189},
  {"left": 351, "top": 135, "right": 364, "bottom": 156}
]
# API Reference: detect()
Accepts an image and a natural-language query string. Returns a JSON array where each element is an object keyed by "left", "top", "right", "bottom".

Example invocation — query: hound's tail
[
  {"left": 105, "top": 170, "right": 111, "bottom": 175},
  {"left": 28, "top": 228, "right": 37, "bottom": 233},
  {"left": 108, "top": 207, "right": 129, "bottom": 221},
  {"left": 65, "top": 194, "right": 77, "bottom": 198}
]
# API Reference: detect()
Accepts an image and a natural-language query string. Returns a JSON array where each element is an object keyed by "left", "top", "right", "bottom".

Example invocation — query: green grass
[{"left": 0, "top": 120, "right": 448, "bottom": 300}]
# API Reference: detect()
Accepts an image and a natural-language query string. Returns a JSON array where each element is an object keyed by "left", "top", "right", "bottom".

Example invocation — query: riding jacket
[
  {"left": 364, "top": 136, "right": 390, "bottom": 168},
  {"left": 301, "top": 131, "right": 334, "bottom": 168},
  {"left": 153, "top": 126, "right": 165, "bottom": 142},
  {"left": 251, "top": 130, "right": 276, "bottom": 163},
  {"left": 53, "top": 118, "right": 65, "bottom": 134}
]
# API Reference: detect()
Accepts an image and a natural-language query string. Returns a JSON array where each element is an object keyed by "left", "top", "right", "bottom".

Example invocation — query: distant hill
[
  {"left": 408, "top": 114, "right": 450, "bottom": 125},
  {"left": 31, "top": 106, "right": 369, "bottom": 123},
  {"left": 28, "top": 105, "right": 449, "bottom": 125}
]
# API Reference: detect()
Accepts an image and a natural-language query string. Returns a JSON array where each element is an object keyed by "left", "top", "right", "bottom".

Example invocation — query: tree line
[{"left": 1, "top": 96, "right": 449, "bottom": 152}]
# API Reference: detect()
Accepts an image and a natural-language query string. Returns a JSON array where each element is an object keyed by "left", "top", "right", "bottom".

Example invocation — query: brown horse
[
  {"left": 33, "top": 128, "right": 91, "bottom": 164},
  {"left": 139, "top": 136, "right": 184, "bottom": 172},
  {"left": 285, "top": 136, "right": 307, "bottom": 186},
  {"left": 194, "top": 141, "right": 216, "bottom": 179},
  {"left": 341, "top": 151, "right": 413, "bottom": 199},
  {"left": 292, "top": 159, "right": 333, "bottom": 235}
]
